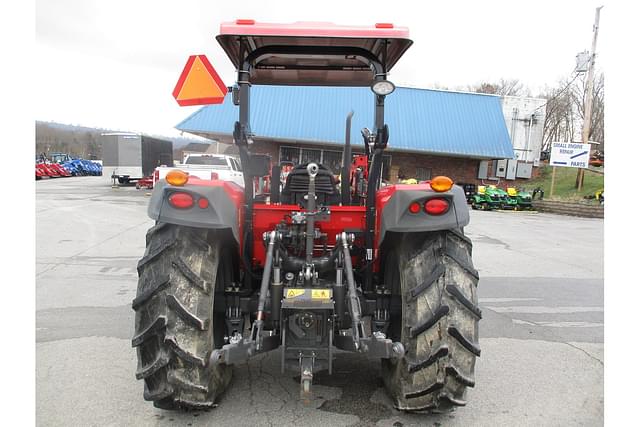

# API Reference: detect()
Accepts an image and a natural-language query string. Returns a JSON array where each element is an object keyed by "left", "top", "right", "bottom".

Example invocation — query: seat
[{"left": 280, "top": 163, "right": 339, "bottom": 206}]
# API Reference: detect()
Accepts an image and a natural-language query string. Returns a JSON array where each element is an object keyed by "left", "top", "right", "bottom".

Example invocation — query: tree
[
  {"left": 470, "top": 78, "right": 530, "bottom": 97},
  {"left": 540, "top": 70, "right": 605, "bottom": 153},
  {"left": 571, "top": 72, "right": 605, "bottom": 150}
]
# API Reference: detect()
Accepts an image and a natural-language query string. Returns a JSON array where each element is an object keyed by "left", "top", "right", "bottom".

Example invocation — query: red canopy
[{"left": 216, "top": 20, "right": 413, "bottom": 86}]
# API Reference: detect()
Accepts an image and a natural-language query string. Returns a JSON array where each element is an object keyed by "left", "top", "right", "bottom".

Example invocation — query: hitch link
[
  {"left": 255, "top": 230, "right": 278, "bottom": 350},
  {"left": 339, "top": 232, "right": 365, "bottom": 350},
  {"left": 338, "top": 231, "right": 405, "bottom": 360},
  {"left": 210, "top": 230, "right": 279, "bottom": 366}
]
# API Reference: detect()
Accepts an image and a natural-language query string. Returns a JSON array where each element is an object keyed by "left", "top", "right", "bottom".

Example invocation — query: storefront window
[
  {"left": 301, "top": 148, "right": 322, "bottom": 164},
  {"left": 416, "top": 167, "right": 432, "bottom": 181},
  {"left": 322, "top": 151, "right": 343, "bottom": 174},
  {"left": 280, "top": 147, "right": 300, "bottom": 164},
  {"left": 278, "top": 146, "right": 391, "bottom": 179}
]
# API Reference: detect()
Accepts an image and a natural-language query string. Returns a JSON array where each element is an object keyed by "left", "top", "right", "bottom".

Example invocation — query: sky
[{"left": 35, "top": 0, "right": 610, "bottom": 138}]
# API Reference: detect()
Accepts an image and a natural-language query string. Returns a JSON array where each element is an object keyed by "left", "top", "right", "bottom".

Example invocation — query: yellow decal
[
  {"left": 311, "top": 289, "right": 331, "bottom": 299},
  {"left": 286, "top": 289, "right": 305, "bottom": 298}
]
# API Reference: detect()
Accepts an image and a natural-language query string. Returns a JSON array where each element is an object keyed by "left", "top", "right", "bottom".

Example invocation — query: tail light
[
  {"left": 153, "top": 169, "right": 159, "bottom": 184},
  {"left": 408, "top": 201, "right": 421, "bottom": 214},
  {"left": 168, "top": 192, "right": 194, "bottom": 209},
  {"left": 211, "top": 171, "right": 219, "bottom": 180},
  {"left": 198, "top": 197, "right": 209, "bottom": 209},
  {"left": 424, "top": 198, "right": 449, "bottom": 215}
]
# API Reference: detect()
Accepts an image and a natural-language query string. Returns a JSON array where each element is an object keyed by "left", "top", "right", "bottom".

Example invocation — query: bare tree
[
  {"left": 470, "top": 78, "right": 530, "bottom": 96},
  {"left": 570, "top": 72, "right": 605, "bottom": 150},
  {"left": 540, "top": 70, "right": 604, "bottom": 153},
  {"left": 540, "top": 78, "right": 576, "bottom": 151}
]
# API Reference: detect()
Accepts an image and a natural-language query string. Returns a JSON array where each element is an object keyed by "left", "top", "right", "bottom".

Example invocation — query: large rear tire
[
  {"left": 381, "top": 230, "right": 481, "bottom": 412},
  {"left": 132, "top": 223, "right": 232, "bottom": 409}
]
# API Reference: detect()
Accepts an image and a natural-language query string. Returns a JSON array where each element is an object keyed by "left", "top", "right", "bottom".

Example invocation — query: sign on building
[{"left": 550, "top": 142, "right": 590, "bottom": 169}]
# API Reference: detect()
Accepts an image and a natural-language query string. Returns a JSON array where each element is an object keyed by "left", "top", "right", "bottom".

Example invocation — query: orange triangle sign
[{"left": 173, "top": 55, "right": 227, "bottom": 106}]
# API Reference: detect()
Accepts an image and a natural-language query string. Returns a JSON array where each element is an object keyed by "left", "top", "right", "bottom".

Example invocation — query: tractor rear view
[{"left": 132, "top": 20, "right": 480, "bottom": 413}]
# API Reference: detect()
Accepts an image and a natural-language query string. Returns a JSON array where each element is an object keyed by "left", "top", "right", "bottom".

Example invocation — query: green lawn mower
[
  {"left": 506, "top": 187, "right": 534, "bottom": 210},
  {"left": 489, "top": 186, "right": 518, "bottom": 210},
  {"left": 471, "top": 185, "right": 501, "bottom": 210},
  {"left": 471, "top": 186, "right": 533, "bottom": 211}
]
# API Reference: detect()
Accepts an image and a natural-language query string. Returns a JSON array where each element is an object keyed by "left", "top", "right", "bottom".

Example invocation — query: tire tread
[
  {"left": 132, "top": 224, "right": 231, "bottom": 409},
  {"left": 382, "top": 230, "right": 480, "bottom": 412}
]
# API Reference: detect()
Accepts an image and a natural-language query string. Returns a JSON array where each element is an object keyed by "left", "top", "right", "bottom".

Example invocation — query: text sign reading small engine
[{"left": 550, "top": 142, "right": 591, "bottom": 169}]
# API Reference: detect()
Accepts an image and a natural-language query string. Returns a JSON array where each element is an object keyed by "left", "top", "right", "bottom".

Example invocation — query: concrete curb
[{"left": 532, "top": 200, "right": 604, "bottom": 218}]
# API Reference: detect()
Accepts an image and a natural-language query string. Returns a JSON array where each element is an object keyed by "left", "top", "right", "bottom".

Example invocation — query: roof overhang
[
  {"left": 216, "top": 20, "right": 412, "bottom": 86},
  {"left": 180, "top": 130, "right": 501, "bottom": 160}
]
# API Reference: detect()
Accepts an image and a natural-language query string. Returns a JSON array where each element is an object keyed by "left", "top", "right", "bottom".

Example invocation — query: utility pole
[{"left": 576, "top": 5, "right": 603, "bottom": 191}]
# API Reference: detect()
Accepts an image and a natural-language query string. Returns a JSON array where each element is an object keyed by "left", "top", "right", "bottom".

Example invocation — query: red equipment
[
  {"left": 133, "top": 20, "right": 479, "bottom": 413},
  {"left": 135, "top": 175, "right": 154, "bottom": 189}
]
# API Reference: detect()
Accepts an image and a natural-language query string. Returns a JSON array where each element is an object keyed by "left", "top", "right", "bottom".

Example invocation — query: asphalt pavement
[{"left": 36, "top": 177, "right": 604, "bottom": 426}]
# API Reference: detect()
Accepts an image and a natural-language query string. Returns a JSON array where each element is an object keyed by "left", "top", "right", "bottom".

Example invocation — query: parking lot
[{"left": 36, "top": 177, "right": 604, "bottom": 426}]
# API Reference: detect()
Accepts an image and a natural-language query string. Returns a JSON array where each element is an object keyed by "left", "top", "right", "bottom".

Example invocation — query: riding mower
[
  {"left": 506, "top": 188, "right": 534, "bottom": 210},
  {"left": 471, "top": 185, "right": 500, "bottom": 210},
  {"left": 132, "top": 20, "right": 480, "bottom": 413},
  {"left": 489, "top": 186, "right": 517, "bottom": 210}
]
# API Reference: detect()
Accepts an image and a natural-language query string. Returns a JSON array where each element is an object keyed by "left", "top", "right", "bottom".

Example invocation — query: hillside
[
  {"left": 526, "top": 164, "right": 604, "bottom": 201},
  {"left": 35, "top": 121, "right": 211, "bottom": 160}
]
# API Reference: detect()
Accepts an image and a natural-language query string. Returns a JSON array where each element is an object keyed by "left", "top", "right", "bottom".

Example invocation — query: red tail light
[
  {"left": 236, "top": 19, "right": 255, "bottom": 25},
  {"left": 408, "top": 201, "right": 421, "bottom": 214},
  {"left": 211, "top": 171, "right": 219, "bottom": 180},
  {"left": 168, "top": 192, "right": 194, "bottom": 209},
  {"left": 424, "top": 198, "right": 449, "bottom": 215},
  {"left": 198, "top": 198, "right": 209, "bottom": 209},
  {"left": 153, "top": 169, "right": 159, "bottom": 183}
]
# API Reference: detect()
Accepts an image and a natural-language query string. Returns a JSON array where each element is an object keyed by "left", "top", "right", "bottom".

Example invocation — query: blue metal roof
[{"left": 176, "top": 86, "right": 514, "bottom": 159}]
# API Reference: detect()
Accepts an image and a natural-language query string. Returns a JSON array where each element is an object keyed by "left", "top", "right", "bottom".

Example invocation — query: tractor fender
[
  {"left": 377, "top": 184, "right": 469, "bottom": 246},
  {"left": 147, "top": 179, "right": 243, "bottom": 243}
]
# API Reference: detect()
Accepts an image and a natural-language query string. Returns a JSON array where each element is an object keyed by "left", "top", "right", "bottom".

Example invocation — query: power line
[{"left": 530, "top": 65, "right": 583, "bottom": 115}]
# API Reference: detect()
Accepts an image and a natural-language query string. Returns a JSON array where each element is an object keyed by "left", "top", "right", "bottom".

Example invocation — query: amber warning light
[{"left": 173, "top": 55, "right": 228, "bottom": 106}]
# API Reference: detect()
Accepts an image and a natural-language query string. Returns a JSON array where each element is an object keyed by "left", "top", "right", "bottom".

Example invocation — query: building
[
  {"left": 486, "top": 96, "right": 547, "bottom": 181},
  {"left": 176, "top": 86, "right": 537, "bottom": 185}
]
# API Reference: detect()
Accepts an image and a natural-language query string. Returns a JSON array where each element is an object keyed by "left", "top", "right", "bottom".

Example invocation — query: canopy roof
[{"left": 216, "top": 20, "right": 413, "bottom": 86}]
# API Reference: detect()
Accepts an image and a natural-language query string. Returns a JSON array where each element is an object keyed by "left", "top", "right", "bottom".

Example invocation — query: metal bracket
[
  {"left": 360, "top": 331, "right": 405, "bottom": 359},
  {"left": 299, "top": 353, "right": 315, "bottom": 402},
  {"left": 210, "top": 331, "right": 280, "bottom": 366},
  {"left": 210, "top": 335, "right": 255, "bottom": 366}
]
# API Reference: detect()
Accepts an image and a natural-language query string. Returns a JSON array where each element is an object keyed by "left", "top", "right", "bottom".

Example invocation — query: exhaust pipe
[{"left": 341, "top": 111, "right": 354, "bottom": 206}]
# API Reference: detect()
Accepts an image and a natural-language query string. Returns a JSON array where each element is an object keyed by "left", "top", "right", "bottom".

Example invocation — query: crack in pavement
[{"left": 564, "top": 342, "right": 604, "bottom": 366}]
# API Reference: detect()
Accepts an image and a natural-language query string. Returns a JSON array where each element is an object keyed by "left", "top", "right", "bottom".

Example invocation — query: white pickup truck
[{"left": 153, "top": 154, "right": 244, "bottom": 188}]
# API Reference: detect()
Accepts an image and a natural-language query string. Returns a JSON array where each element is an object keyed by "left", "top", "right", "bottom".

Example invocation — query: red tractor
[{"left": 133, "top": 20, "right": 480, "bottom": 412}]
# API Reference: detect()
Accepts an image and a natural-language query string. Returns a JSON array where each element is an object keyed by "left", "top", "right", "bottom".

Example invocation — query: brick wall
[
  {"left": 388, "top": 152, "right": 480, "bottom": 184},
  {"left": 246, "top": 140, "right": 542, "bottom": 188}
]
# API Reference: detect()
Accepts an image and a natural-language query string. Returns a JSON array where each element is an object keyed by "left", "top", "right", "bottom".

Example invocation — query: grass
[{"left": 524, "top": 164, "right": 604, "bottom": 202}]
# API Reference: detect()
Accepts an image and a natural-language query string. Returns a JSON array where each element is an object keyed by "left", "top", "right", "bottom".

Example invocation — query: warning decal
[
  {"left": 311, "top": 289, "right": 331, "bottom": 299},
  {"left": 286, "top": 289, "right": 305, "bottom": 298}
]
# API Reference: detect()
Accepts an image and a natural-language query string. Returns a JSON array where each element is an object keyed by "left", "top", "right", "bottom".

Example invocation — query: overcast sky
[{"left": 36, "top": 0, "right": 609, "bottom": 137}]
